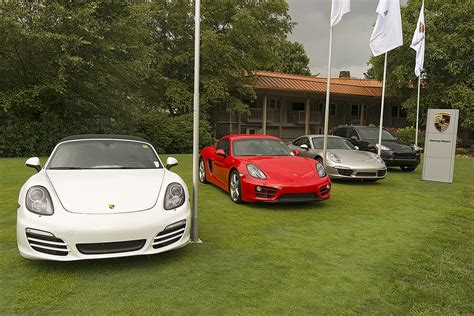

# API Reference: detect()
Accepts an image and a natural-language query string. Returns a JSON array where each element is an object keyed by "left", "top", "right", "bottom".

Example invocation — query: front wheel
[
  {"left": 229, "top": 170, "right": 243, "bottom": 204},
  {"left": 199, "top": 158, "right": 208, "bottom": 183},
  {"left": 400, "top": 166, "right": 417, "bottom": 172}
]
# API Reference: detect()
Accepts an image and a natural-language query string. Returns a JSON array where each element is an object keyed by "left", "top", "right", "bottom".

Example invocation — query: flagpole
[
  {"left": 323, "top": 25, "right": 333, "bottom": 167},
  {"left": 377, "top": 52, "right": 388, "bottom": 156},
  {"left": 191, "top": 0, "right": 201, "bottom": 243},
  {"left": 415, "top": 75, "right": 421, "bottom": 146}
]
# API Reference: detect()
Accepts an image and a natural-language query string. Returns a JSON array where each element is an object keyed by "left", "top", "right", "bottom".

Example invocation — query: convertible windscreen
[
  {"left": 312, "top": 137, "right": 356, "bottom": 150},
  {"left": 48, "top": 140, "right": 161, "bottom": 169},
  {"left": 232, "top": 139, "right": 292, "bottom": 156}
]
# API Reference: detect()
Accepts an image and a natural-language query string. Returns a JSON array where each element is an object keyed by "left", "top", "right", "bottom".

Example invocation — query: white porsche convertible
[{"left": 17, "top": 135, "right": 191, "bottom": 261}]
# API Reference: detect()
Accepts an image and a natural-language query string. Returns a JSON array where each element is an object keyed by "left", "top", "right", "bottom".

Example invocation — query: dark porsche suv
[{"left": 331, "top": 126, "right": 421, "bottom": 171}]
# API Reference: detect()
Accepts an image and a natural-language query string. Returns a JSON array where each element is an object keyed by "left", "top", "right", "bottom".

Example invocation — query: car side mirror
[
  {"left": 26, "top": 157, "right": 41, "bottom": 172},
  {"left": 216, "top": 149, "right": 226, "bottom": 157},
  {"left": 165, "top": 157, "right": 178, "bottom": 170},
  {"left": 300, "top": 144, "right": 309, "bottom": 150},
  {"left": 293, "top": 149, "right": 300, "bottom": 156}
]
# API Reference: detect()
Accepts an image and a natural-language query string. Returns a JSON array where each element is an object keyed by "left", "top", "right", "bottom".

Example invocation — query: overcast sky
[{"left": 287, "top": 0, "right": 407, "bottom": 78}]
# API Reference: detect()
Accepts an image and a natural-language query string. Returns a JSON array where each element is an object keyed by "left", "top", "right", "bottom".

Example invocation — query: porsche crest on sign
[{"left": 434, "top": 112, "right": 450, "bottom": 132}]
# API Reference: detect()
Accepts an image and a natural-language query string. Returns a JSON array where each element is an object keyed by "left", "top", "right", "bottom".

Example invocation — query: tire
[
  {"left": 229, "top": 170, "right": 243, "bottom": 204},
  {"left": 199, "top": 158, "right": 208, "bottom": 183},
  {"left": 400, "top": 166, "right": 417, "bottom": 172}
]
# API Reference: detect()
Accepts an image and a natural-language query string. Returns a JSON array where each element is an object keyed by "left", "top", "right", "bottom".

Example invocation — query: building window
[
  {"left": 351, "top": 104, "right": 361, "bottom": 117},
  {"left": 292, "top": 102, "right": 305, "bottom": 111},
  {"left": 399, "top": 106, "right": 407, "bottom": 118},
  {"left": 330, "top": 104, "right": 337, "bottom": 116},
  {"left": 392, "top": 105, "right": 399, "bottom": 118},
  {"left": 318, "top": 103, "right": 324, "bottom": 113},
  {"left": 269, "top": 99, "right": 280, "bottom": 109}
]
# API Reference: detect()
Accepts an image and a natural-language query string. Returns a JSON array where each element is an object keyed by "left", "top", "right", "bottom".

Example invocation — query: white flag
[
  {"left": 410, "top": 3, "right": 425, "bottom": 77},
  {"left": 369, "top": 0, "right": 403, "bottom": 57},
  {"left": 331, "top": 0, "right": 350, "bottom": 26}
]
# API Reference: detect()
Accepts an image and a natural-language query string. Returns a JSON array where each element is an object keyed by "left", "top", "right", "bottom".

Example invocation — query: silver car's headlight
[
  {"left": 373, "top": 155, "right": 385, "bottom": 165},
  {"left": 316, "top": 163, "right": 326, "bottom": 178},
  {"left": 328, "top": 152, "right": 341, "bottom": 163},
  {"left": 26, "top": 186, "right": 54, "bottom": 215},
  {"left": 164, "top": 183, "right": 185, "bottom": 210},
  {"left": 246, "top": 164, "right": 267, "bottom": 179},
  {"left": 375, "top": 144, "right": 391, "bottom": 151}
]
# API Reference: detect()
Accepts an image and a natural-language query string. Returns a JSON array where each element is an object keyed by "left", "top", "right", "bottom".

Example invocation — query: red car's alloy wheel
[
  {"left": 199, "top": 158, "right": 208, "bottom": 183},
  {"left": 229, "top": 171, "right": 242, "bottom": 204}
]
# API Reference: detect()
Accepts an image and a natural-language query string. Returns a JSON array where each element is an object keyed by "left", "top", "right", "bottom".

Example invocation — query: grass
[{"left": 0, "top": 155, "right": 472, "bottom": 314}]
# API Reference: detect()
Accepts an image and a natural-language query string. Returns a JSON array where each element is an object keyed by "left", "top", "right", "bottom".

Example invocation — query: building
[{"left": 214, "top": 71, "right": 409, "bottom": 140}]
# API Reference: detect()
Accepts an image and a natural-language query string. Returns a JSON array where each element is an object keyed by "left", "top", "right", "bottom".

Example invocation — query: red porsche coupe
[{"left": 199, "top": 134, "right": 331, "bottom": 203}]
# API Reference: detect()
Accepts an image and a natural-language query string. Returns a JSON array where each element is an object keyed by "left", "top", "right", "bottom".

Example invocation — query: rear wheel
[
  {"left": 400, "top": 166, "right": 417, "bottom": 172},
  {"left": 199, "top": 158, "right": 208, "bottom": 183},
  {"left": 229, "top": 170, "right": 243, "bottom": 204}
]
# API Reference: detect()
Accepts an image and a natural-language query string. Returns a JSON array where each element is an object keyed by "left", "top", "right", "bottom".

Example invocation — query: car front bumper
[
  {"left": 239, "top": 175, "right": 331, "bottom": 203},
  {"left": 382, "top": 152, "right": 421, "bottom": 167},
  {"left": 17, "top": 202, "right": 191, "bottom": 261},
  {"left": 326, "top": 165, "right": 387, "bottom": 180}
]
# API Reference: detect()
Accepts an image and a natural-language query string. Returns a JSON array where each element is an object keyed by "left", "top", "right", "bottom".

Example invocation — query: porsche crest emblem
[
  {"left": 108, "top": 204, "right": 115, "bottom": 209},
  {"left": 434, "top": 112, "right": 450, "bottom": 132}
]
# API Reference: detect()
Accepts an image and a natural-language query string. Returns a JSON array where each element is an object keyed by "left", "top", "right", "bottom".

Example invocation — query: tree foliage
[
  {"left": 0, "top": 1, "right": 309, "bottom": 157},
  {"left": 366, "top": 0, "right": 473, "bottom": 128}
]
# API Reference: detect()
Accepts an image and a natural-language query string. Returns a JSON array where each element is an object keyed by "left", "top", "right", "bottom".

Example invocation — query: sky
[{"left": 287, "top": 0, "right": 408, "bottom": 78}]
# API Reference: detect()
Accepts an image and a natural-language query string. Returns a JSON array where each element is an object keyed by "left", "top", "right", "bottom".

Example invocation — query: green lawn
[{"left": 0, "top": 155, "right": 473, "bottom": 314}]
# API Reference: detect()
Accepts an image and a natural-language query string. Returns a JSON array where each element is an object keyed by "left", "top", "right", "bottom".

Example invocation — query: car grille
[
  {"left": 279, "top": 193, "right": 318, "bottom": 203},
  {"left": 337, "top": 168, "right": 353, "bottom": 176},
  {"left": 153, "top": 221, "right": 186, "bottom": 249},
  {"left": 377, "top": 169, "right": 387, "bottom": 177},
  {"left": 26, "top": 231, "right": 69, "bottom": 256},
  {"left": 76, "top": 240, "right": 146, "bottom": 255},
  {"left": 356, "top": 172, "right": 376, "bottom": 177},
  {"left": 393, "top": 152, "right": 417, "bottom": 160},
  {"left": 255, "top": 186, "right": 278, "bottom": 198}
]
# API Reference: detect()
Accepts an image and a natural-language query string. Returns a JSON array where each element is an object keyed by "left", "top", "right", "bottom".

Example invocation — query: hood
[
  {"left": 366, "top": 139, "right": 415, "bottom": 153},
  {"left": 239, "top": 156, "right": 317, "bottom": 182},
  {"left": 46, "top": 169, "right": 165, "bottom": 214},
  {"left": 328, "top": 149, "right": 383, "bottom": 168}
]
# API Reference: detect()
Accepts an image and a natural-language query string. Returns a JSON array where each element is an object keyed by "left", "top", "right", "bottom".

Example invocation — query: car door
[{"left": 213, "top": 138, "right": 232, "bottom": 187}]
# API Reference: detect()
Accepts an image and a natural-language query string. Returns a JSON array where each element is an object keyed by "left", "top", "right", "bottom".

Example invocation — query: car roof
[
  {"left": 224, "top": 134, "right": 280, "bottom": 141},
  {"left": 305, "top": 135, "right": 342, "bottom": 139},
  {"left": 59, "top": 134, "right": 150, "bottom": 143}
]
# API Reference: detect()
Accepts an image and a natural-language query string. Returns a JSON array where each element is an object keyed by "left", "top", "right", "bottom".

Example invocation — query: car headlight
[
  {"left": 373, "top": 155, "right": 385, "bottom": 165},
  {"left": 164, "top": 182, "right": 185, "bottom": 210},
  {"left": 246, "top": 164, "right": 267, "bottom": 179},
  {"left": 375, "top": 144, "right": 391, "bottom": 151},
  {"left": 316, "top": 163, "right": 326, "bottom": 178},
  {"left": 26, "top": 186, "right": 54, "bottom": 215},
  {"left": 413, "top": 144, "right": 422, "bottom": 152},
  {"left": 328, "top": 152, "right": 341, "bottom": 163}
]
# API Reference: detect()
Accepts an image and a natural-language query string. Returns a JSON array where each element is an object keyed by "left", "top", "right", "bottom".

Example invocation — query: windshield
[
  {"left": 358, "top": 128, "right": 396, "bottom": 140},
  {"left": 232, "top": 139, "right": 292, "bottom": 156},
  {"left": 312, "top": 137, "right": 356, "bottom": 150},
  {"left": 48, "top": 140, "right": 161, "bottom": 169}
]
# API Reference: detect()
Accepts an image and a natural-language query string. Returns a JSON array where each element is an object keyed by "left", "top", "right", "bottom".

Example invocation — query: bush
[
  {"left": 0, "top": 112, "right": 214, "bottom": 157},
  {"left": 387, "top": 126, "right": 425, "bottom": 146}
]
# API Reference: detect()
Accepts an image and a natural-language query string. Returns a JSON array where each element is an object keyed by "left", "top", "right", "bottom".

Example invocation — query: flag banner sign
[
  {"left": 422, "top": 109, "right": 459, "bottom": 183},
  {"left": 370, "top": 0, "right": 403, "bottom": 56},
  {"left": 410, "top": 2, "right": 425, "bottom": 77},
  {"left": 331, "top": 0, "right": 350, "bottom": 26}
]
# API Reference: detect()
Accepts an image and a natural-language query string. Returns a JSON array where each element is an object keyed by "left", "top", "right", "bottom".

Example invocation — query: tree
[
  {"left": 274, "top": 40, "right": 312, "bottom": 76},
  {"left": 366, "top": 0, "right": 473, "bottom": 128}
]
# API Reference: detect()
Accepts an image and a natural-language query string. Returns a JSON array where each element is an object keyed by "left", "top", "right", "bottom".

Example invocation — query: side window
[
  {"left": 216, "top": 139, "right": 230, "bottom": 155},
  {"left": 301, "top": 137, "right": 311, "bottom": 148},
  {"left": 349, "top": 129, "right": 359, "bottom": 140},
  {"left": 333, "top": 128, "right": 346, "bottom": 138},
  {"left": 292, "top": 138, "right": 302, "bottom": 146}
]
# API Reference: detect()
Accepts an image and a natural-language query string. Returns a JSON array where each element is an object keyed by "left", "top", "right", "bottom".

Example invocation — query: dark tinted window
[
  {"left": 348, "top": 128, "right": 359, "bottom": 139},
  {"left": 333, "top": 127, "right": 347, "bottom": 138},
  {"left": 292, "top": 138, "right": 302, "bottom": 146},
  {"left": 358, "top": 128, "right": 396, "bottom": 140},
  {"left": 301, "top": 137, "right": 311, "bottom": 147}
]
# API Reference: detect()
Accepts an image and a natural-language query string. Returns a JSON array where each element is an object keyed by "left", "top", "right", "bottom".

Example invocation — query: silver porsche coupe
[{"left": 289, "top": 135, "right": 387, "bottom": 181}]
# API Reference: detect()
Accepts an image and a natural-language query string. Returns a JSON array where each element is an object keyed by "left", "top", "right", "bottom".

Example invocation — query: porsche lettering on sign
[{"left": 422, "top": 109, "right": 459, "bottom": 183}]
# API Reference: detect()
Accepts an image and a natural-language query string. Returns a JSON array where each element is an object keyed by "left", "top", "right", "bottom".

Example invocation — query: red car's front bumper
[{"left": 239, "top": 174, "right": 331, "bottom": 203}]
